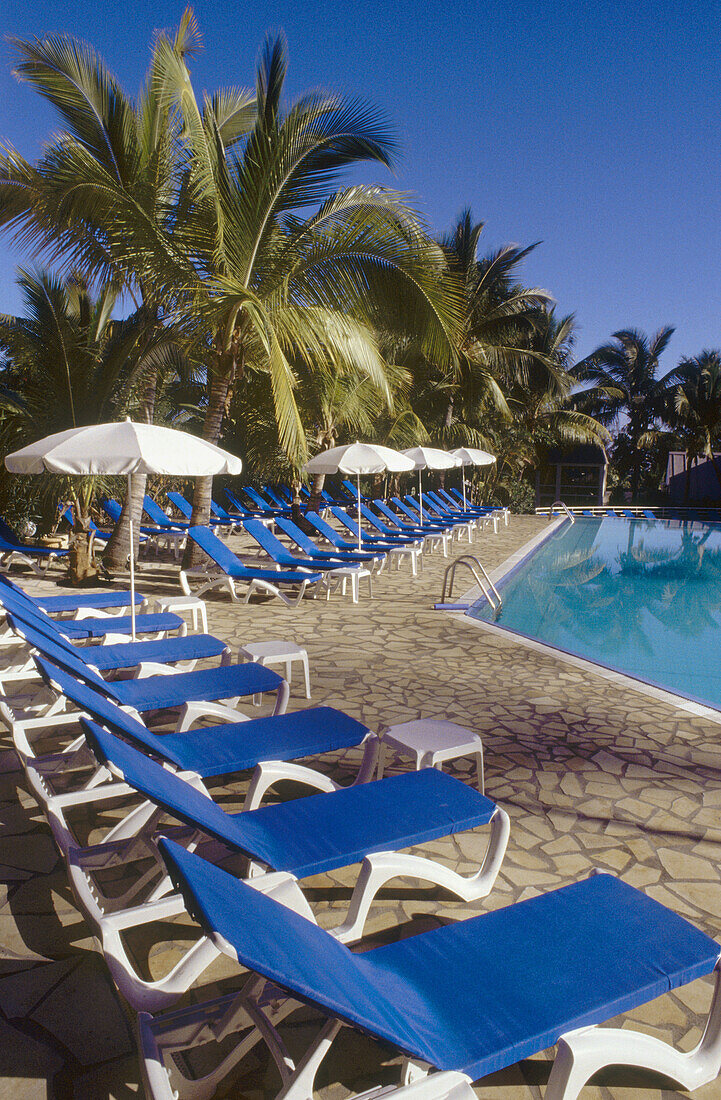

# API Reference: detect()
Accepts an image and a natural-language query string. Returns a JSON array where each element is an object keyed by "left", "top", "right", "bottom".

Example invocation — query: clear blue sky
[{"left": 1, "top": 0, "right": 719, "bottom": 366}]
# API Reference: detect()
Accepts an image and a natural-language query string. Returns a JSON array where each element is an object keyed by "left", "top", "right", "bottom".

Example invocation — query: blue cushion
[
  {"left": 0, "top": 576, "right": 143, "bottom": 613},
  {"left": 143, "top": 496, "right": 189, "bottom": 529},
  {"left": 53, "top": 612, "right": 184, "bottom": 639},
  {"left": 8, "top": 609, "right": 226, "bottom": 673},
  {"left": 82, "top": 721, "right": 496, "bottom": 878},
  {"left": 304, "top": 512, "right": 357, "bottom": 551},
  {"left": 107, "top": 662, "right": 282, "bottom": 711},
  {"left": 86, "top": 635, "right": 229, "bottom": 669},
  {"left": 243, "top": 520, "right": 350, "bottom": 573},
  {"left": 34, "top": 591, "right": 144, "bottom": 612},
  {"left": 329, "top": 508, "right": 417, "bottom": 548},
  {"left": 274, "top": 519, "right": 378, "bottom": 563},
  {"left": 188, "top": 526, "right": 322, "bottom": 585},
  {"left": 36, "top": 654, "right": 368, "bottom": 780},
  {"left": 159, "top": 842, "right": 721, "bottom": 1081},
  {"left": 157, "top": 706, "right": 368, "bottom": 777}
]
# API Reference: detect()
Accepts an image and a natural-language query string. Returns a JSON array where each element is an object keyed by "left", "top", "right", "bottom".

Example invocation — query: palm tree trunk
[
  {"left": 103, "top": 373, "right": 156, "bottom": 569},
  {"left": 309, "top": 473, "right": 325, "bottom": 512},
  {"left": 182, "top": 352, "right": 235, "bottom": 569}
]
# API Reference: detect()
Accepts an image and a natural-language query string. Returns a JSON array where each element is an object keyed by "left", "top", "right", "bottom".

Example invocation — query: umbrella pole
[
  {"left": 128, "top": 473, "right": 136, "bottom": 642},
  {"left": 356, "top": 473, "right": 362, "bottom": 551},
  {"left": 419, "top": 469, "right": 423, "bottom": 524},
  {"left": 463, "top": 471, "right": 467, "bottom": 510}
]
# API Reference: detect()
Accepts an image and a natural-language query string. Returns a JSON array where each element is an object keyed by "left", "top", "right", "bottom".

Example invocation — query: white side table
[
  {"left": 378, "top": 719, "right": 484, "bottom": 793},
  {"left": 153, "top": 595, "right": 208, "bottom": 634},
  {"left": 238, "top": 640, "right": 311, "bottom": 700}
]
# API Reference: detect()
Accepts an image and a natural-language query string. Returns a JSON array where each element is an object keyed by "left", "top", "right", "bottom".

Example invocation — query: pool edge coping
[{"left": 449, "top": 515, "right": 721, "bottom": 727}]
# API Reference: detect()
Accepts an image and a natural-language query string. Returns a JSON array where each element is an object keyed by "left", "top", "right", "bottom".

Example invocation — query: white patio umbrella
[
  {"left": 450, "top": 447, "right": 496, "bottom": 509},
  {"left": 303, "top": 441, "right": 414, "bottom": 549},
  {"left": 402, "top": 446, "right": 461, "bottom": 523},
  {"left": 6, "top": 419, "right": 242, "bottom": 639}
]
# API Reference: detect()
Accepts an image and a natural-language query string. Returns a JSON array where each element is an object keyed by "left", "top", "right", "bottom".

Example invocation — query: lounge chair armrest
[
  {"left": 175, "top": 700, "right": 252, "bottom": 732},
  {"left": 132, "top": 662, "right": 180, "bottom": 679},
  {"left": 100, "top": 892, "right": 188, "bottom": 932},
  {"left": 244, "top": 760, "right": 341, "bottom": 810},
  {"left": 72, "top": 607, "right": 112, "bottom": 620}
]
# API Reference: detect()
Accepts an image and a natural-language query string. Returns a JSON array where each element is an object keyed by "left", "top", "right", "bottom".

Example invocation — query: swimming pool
[{"left": 468, "top": 516, "right": 721, "bottom": 711}]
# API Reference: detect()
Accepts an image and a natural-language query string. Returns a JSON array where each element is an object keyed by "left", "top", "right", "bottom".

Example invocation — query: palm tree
[
  {"left": 156, "top": 32, "right": 460, "bottom": 563},
  {"left": 432, "top": 209, "right": 555, "bottom": 440},
  {"left": 574, "top": 327, "right": 676, "bottom": 500},
  {"left": 663, "top": 351, "right": 721, "bottom": 495},
  {"left": 0, "top": 269, "right": 186, "bottom": 579},
  {"left": 0, "top": 10, "right": 253, "bottom": 567}
]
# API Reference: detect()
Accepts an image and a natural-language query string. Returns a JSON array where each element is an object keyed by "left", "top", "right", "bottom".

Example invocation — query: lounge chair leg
[
  {"left": 331, "top": 806, "right": 510, "bottom": 943},
  {"left": 276, "top": 1018, "right": 342, "bottom": 1100},
  {"left": 546, "top": 963, "right": 721, "bottom": 1099},
  {"left": 138, "top": 986, "right": 300, "bottom": 1100}
]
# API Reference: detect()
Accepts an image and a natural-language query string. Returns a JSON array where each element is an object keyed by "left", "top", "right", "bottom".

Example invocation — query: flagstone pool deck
[{"left": 1, "top": 513, "right": 721, "bottom": 1098}]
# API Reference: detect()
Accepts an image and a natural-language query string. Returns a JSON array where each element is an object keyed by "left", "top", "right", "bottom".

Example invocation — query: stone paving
[{"left": 0, "top": 514, "right": 720, "bottom": 1098}]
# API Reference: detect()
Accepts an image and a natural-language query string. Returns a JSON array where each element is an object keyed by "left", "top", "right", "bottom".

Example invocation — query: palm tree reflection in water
[{"left": 478, "top": 519, "right": 721, "bottom": 708}]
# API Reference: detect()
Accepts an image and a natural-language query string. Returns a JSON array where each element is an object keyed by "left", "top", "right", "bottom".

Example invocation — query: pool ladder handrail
[
  {"left": 440, "top": 555, "right": 502, "bottom": 615},
  {"left": 550, "top": 500, "right": 575, "bottom": 523}
]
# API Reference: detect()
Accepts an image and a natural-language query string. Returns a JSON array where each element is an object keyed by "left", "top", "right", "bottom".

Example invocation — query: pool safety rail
[
  {"left": 438, "top": 555, "right": 502, "bottom": 616},
  {"left": 549, "top": 500, "right": 575, "bottom": 523}
]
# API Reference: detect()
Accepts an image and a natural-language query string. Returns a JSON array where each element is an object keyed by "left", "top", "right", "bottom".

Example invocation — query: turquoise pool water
[{"left": 469, "top": 516, "right": 721, "bottom": 710}]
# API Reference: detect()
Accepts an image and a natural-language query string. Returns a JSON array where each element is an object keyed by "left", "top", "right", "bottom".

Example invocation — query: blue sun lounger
[
  {"left": 0, "top": 573, "right": 144, "bottom": 615},
  {"left": 0, "top": 582, "right": 183, "bottom": 640},
  {"left": 0, "top": 521, "right": 68, "bottom": 573},
  {"left": 72, "top": 719, "right": 508, "bottom": 1009},
  {"left": 101, "top": 497, "right": 157, "bottom": 535},
  {"left": 142, "top": 495, "right": 189, "bottom": 530},
  {"left": 404, "top": 494, "right": 474, "bottom": 539},
  {"left": 274, "top": 517, "right": 382, "bottom": 567},
  {"left": 3, "top": 602, "right": 228, "bottom": 682},
  {"left": 23, "top": 657, "right": 376, "bottom": 851},
  {"left": 261, "top": 485, "right": 293, "bottom": 509},
  {"left": 101, "top": 499, "right": 180, "bottom": 556},
  {"left": 341, "top": 478, "right": 369, "bottom": 502},
  {"left": 329, "top": 506, "right": 419, "bottom": 547},
  {"left": 0, "top": 606, "right": 282, "bottom": 759},
  {"left": 144, "top": 841, "right": 721, "bottom": 1100},
  {"left": 243, "top": 519, "right": 372, "bottom": 602},
  {"left": 360, "top": 502, "right": 451, "bottom": 556},
  {"left": 327, "top": 507, "right": 423, "bottom": 574},
  {"left": 445, "top": 487, "right": 496, "bottom": 513},
  {"left": 58, "top": 505, "right": 112, "bottom": 544},
  {"left": 390, "top": 495, "right": 459, "bottom": 533},
  {"left": 242, "top": 486, "right": 290, "bottom": 516},
  {"left": 373, "top": 500, "right": 453, "bottom": 554},
  {"left": 26, "top": 623, "right": 286, "bottom": 720},
  {"left": 164, "top": 491, "right": 232, "bottom": 532},
  {"left": 181, "top": 526, "right": 323, "bottom": 606},
  {"left": 303, "top": 510, "right": 379, "bottom": 554},
  {"left": 223, "top": 488, "right": 267, "bottom": 520}
]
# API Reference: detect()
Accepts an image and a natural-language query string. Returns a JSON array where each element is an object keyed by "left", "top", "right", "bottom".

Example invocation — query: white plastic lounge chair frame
[
  {"left": 180, "top": 564, "right": 320, "bottom": 607},
  {"left": 137, "top": 859, "right": 721, "bottom": 1100},
  {"left": 56, "top": 748, "right": 508, "bottom": 1011}
]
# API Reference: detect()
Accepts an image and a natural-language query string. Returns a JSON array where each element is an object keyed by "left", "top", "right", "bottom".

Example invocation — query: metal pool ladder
[
  {"left": 440, "top": 555, "right": 502, "bottom": 615},
  {"left": 550, "top": 500, "right": 575, "bottom": 523}
]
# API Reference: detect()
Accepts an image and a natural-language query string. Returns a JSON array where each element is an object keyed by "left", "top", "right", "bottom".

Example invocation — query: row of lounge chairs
[
  {"left": 0, "top": 576, "right": 718, "bottom": 1099},
  {"left": 0, "top": 480, "right": 505, "bottom": 578}
]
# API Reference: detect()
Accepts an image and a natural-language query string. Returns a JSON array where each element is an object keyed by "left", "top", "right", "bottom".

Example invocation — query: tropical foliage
[{"left": 0, "top": 6, "right": 718, "bottom": 558}]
